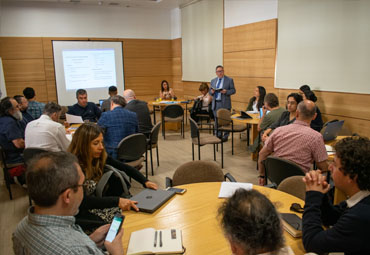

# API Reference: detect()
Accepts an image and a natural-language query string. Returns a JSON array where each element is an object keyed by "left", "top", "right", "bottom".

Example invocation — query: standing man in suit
[
  {"left": 209, "top": 65, "right": 236, "bottom": 140},
  {"left": 123, "top": 89, "right": 153, "bottom": 137}
]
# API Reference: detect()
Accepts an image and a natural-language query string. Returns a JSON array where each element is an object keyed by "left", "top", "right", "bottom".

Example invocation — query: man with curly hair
[
  {"left": 218, "top": 189, "right": 293, "bottom": 255},
  {"left": 302, "top": 136, "right": 370, "bottom": 255}
]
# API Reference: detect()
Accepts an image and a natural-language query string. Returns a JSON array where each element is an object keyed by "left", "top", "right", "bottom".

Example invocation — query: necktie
[{"left": 216, "top": 79, "right": 222, "bottom": 100}]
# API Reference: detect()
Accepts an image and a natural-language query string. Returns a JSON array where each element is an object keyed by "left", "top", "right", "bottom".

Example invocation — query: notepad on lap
[{"left": 127, "top": 228, "right": 183, "bottom": 255}]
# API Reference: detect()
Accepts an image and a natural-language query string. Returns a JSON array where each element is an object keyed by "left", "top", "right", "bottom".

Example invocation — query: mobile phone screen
[
  {"left": 105, "top": 214, "right": 124, "bottom": 242},
  {"left": 167, "top": 187, "right": 186, "bottom": 194}
]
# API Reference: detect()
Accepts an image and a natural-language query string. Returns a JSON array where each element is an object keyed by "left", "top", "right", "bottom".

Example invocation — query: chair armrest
[
  {"left": 165, "top": 177, "right": 173, "bottom": 188},
  {"left": 264, "top": 183, "right": 277, "bottom": 189},
  {"left": 224, "top": 173, "right": 237, "bottom": 182}
]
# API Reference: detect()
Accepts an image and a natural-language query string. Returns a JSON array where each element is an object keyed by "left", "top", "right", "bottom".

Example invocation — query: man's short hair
[
  {"left": 218, "top": 189, "right": 284, "bottom": 255},
  {"left": 76, "top": 89, "right": 87, "bottom": 98},
  {"left": 26, "top": 151, "right": 80, "bottom": 207},
  {"left": 111, "top": 95, "right": 126, "bottom": 107},
  {"left": 264, "top": 93, "right": 279, "bottom": 108},
  {"left": 0, "top": 97, "right": 15, "bottom": 116},
  {"left": 334, "top": 136, "right": 370, "bottom": 191},
  {"left": 297, "top": 101, "right": 316, "bottom": 120},
  {"left": 215, "top": 65, "right": 224, "bottom": 71},
  {"left": 13, "top": 95, "right": 25, "bottom": 105},
  {"left": 108, "top": 86, "right": 117, "bottom": 92},
  {"left": 23, "top": 87, "right": 35, "bottom": 100},
  {"left": 43, "top": 102, "right": 62, "bottom": 116}
]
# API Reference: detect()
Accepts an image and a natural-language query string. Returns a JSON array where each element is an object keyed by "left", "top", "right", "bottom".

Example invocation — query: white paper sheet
[
  {"left": 66, "top": 113, "right": 84, "bottom": 124},
  {"left": 218, "top": 182, "right": 253, "bottom": 198}
]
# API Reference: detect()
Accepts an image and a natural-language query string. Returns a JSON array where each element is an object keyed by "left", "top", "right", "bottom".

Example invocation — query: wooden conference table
[
  {"left": 231, "top": 112, "right": 260, "bottom": 143},
  {"left": 122, "top": 182, "right": 305, "bottom": 255}
]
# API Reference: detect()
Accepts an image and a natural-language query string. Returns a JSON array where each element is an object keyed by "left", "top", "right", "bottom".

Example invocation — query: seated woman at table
[
  {"left": 159, "top": 80, "right": 176, "bottom": 100},
  {"left": 246, "top": 86, "right": 266, "bottom": 112},
  {"left": 262, "top": 93, "right": 303, "bottom": 142},
  {"left": 68, "top": 123, "right": 157, "bottom": 230},
  {"left": 219, "top": 189, "right": 293, "bottom": 255},
  {"left": 190, "top": 82, "right": 213, "bottom": 122},
  {"left": 300, "top": 88, "right": 323, "bottom": 132}
]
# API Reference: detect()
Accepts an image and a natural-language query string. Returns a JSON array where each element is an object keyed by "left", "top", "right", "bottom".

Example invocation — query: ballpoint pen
[
  {"left": 159, "top": 231, "right": 163, "bottom": 247},
  {"left": 154, "top": 230, "right": 157, "bottom": 247}
]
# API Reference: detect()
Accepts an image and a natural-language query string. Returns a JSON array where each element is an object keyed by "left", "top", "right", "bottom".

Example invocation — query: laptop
[
  {"left": 130, "top": 189, "right": 176, "bottom": 213},
  {"left": 259, "top": 107, "right": 270, "bottom": 118},
  {"left": 322, "top": 120, "right": 344, "bottom": 141},
  {"left": 239, "top": 111, "right": 253, "bottom": 119}
]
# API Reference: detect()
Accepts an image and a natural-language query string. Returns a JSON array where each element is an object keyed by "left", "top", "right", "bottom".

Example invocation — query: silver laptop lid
[{"left": 130, "top": 189, "right": 175, "bottom": 213}]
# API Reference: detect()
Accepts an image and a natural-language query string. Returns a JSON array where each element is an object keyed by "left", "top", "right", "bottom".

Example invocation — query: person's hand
[
  {"left": 119, "top": 198, "right": 139, "bottom": 212},
  {"left": 89, "top": 224, "right": 110, "bottom": 248},
  {"left": 262, "top": 133, "right": 269, "bottom": 142},
  {"left": 211, "top": 88, "right": 215, "bottom": 93},
  {"left": 104, "top": 227, "right": 124, "bottom": 255},
  {"left": 145, "top": 181, "right": 158, "bottom": 190},
  {"left": 258, "top": 176, "right": 266, "bottom": 186},
  {"left": 302, "top": 170, "right": 330, "bottom": 193},
  {"left": 221, "top": 89, "right": 227, "bottom": 94}
]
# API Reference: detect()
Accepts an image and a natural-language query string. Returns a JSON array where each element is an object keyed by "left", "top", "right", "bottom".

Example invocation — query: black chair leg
[
  {"left": 213, "top": 144, "right": 216, "bottom": 161},
  {"left": 232, "top": 132, "right": 234, "bottom": 155},
  {"left": 145, "top": 151, "right": 148, "bottom": 179},
  {"left": 150, "top": 146, "right": 154, "bottom": 176},
  {"left": 221, "top": 141, "right": 224, "bottom": 168},
  {"left": 247, "top": 124, "right": 250, "bottom": 146},
  {"left": 198, "top": 144, "right": 201, "bottom": 160},
  {"left": 192, "top": 144, "right": 194, "bottom": 160},
  {"left": 156, "top": 146, "right": 159, "bottom": 166}
]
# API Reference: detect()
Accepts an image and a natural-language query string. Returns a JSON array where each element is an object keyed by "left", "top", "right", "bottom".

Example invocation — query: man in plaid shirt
[
  {"left": 98, "top": 95, "right": 138, "bottom": 159},
  {"left": 23, "top": 87, "right": 45, "bottom": 120}
]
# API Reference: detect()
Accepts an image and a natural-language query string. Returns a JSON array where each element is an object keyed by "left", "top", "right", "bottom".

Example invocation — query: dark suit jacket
[
  {"left": 124, "top": 99, "right": 153, "bottom": 134},
  {"left": 209, "top": 75, "right": 236, "bottom": 110}
]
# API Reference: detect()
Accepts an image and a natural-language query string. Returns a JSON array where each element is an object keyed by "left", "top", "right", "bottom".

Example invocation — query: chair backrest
[
  {"left": 264, "top": 156, "right": 305, "bottom": 187},
  {"left": 172, "top": 160, "right": 224, "bottom": 186},
  {"left": 189, "top": 118, "right": 199, "bottom": 139},
  {"left": 162, "top": 104, "right": 184, "bottom": 118},
  {"left": 277, "top": 176, "right": 306, "bottom": 200},
  {"left": 23, "top": 148, "right": 48, "bottom": 164},
  {"left": 117, "top": 133, "right": 147, "bottom": 161},
  {"left": 0, "top": 145, "right": 8, "bottom": 169},
  {"left": 149, "top": 122, "right": 161, "bottom": 145},
  {"left": 217, "top": 108, "right": 231, "bottom": 126}
]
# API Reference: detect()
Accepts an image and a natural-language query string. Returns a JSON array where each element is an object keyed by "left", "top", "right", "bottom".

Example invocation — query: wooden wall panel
[
  {"left": 224, "top": 49, "right": 276, "bottom": 78},
  {"left": 171, "top": 38, "right": 182, "bottom": 58},
  {"left": 122, "top": 39, "right": 172, "bottom": 58},
  {"left": 0, "top": 37, "right": 43, "bottom": 59},
  {"left": 224, "top": 19, "right": 277, "bottom": 53},
  {"left": 125, "top": 76, "right": 173, "bottom": 97},
  {"left": 124, "top": 58, "right": 172, "bottom": 77},
  {"left": 5, "top": 81, "right": 48, "bottom": 101},
  {"left": 46, "top": 80, "right": 57, "bottom": 102},
  {"left": 44, "top": 58, "right": 55, "bottom": 81},
  {"left": 2, "top": 59, "right": 45, "bottom": 82}
]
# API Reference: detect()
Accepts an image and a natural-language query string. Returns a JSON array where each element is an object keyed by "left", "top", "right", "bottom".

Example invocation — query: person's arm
[
  {"left": 159, "top": 90, "right": 163, "bottom": 99},
  {"left": 261, "top": 128, "right": 272, "bottom": 142},
  {"left": 12, "top": 138, "right": 25, "bottom": 149},
  {"left": 56, "top": 125, "right": 71, "bottom": 151},
  {"left": 80, "top": 193, "right": 138, "bottom": 211},
  {"left": 106, "top": 156, "right": 148, "bottom": 186},
  {"left": 97, "top": 113, "right": 107, "bottom": 128},
  {"left": 246, "top": 97, "right": 255, "bottom": 111},
  {"left": 225, "top": 78, "right": 236, "bottom": 95},
  {"left": 316, "top": 160, "right": 328, "bottom": 173}
]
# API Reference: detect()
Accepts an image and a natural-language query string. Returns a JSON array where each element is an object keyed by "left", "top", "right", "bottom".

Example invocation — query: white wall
[
  {"left": 170, "top": 7, "right": 181, "bottom": 39},
  {"left": 0, "top": 2, "right": 172, "bottom": 39},
  {"left": 224, "top": 0, "right": 277, "bottom": 28}
]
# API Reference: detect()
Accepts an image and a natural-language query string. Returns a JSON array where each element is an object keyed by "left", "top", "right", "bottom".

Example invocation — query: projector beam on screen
[{"left": 53, "top": 41, "right": 124, "bottom": 106}]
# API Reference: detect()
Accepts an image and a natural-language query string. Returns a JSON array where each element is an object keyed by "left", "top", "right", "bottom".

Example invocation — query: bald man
[
  {"left": 258, "top": 100, "right": 328, "bottom": 185},
  {"left": 123, "top": 89, "right": 153, "bottom": 136}
]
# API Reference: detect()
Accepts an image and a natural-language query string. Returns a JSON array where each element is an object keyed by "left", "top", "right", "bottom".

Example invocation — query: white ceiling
[{"left": 2, "top": 0, "right": 198, "bottom": 9}]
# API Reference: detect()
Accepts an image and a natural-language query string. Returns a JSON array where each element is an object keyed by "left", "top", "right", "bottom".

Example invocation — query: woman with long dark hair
[
  {"left": 247, "top": 86, "right": 266, "bottom": 112},
  {"left": 159, "top": 80, "right": 175, "bottom": 100}
]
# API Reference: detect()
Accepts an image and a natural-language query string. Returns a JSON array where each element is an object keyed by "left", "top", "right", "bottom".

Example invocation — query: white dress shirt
[{"left": 25, "top": 114, "right": 70, "bottom": 152}]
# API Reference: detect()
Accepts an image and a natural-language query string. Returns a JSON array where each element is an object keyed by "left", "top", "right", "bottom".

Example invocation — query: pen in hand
[
  {"left": 159, "top": 231, "right": 163, "bottom": 247},
  {"left": 154, "top": 230, "right": 157, "bottom": 247}
]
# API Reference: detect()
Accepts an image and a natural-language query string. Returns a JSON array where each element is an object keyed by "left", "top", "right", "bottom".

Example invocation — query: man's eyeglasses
[{"left": 59, "top": 184, "right": 84, "bottom": 195}]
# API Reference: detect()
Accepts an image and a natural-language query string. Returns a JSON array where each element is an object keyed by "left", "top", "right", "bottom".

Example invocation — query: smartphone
[
  {"left": 166, "top": 187, "right": 187, "bottom": 194},
  {"left": 105, "top": 213, "right": 125, "bottom": 242}
]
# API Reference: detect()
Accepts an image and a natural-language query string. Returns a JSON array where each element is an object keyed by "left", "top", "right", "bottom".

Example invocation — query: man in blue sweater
[
  {"left": 67, "top": 89, "right": 101, "bottom": 122},
  {"left": 302, "top": 136, "right": 370, "bottom": 255}
]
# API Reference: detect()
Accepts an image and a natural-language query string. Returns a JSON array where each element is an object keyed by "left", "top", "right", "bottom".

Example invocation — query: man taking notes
[
  {"left": 302, "top": 137, "right": 370, "bottom": 255},
  {"left": 209, "top": 65, "right": 236, "bottom": 141},
  {"left": 68, "top": 89, "right": 101, "bottom": 122}
]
